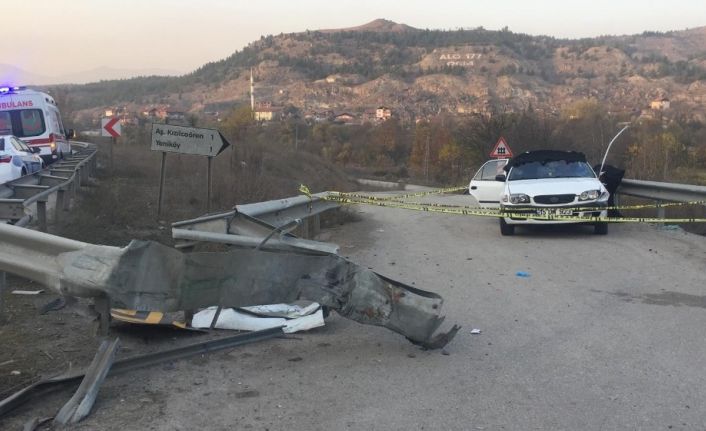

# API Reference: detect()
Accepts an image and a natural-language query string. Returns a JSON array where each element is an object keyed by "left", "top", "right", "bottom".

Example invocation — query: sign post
[
  {"left": 207, "top": 157, "right": 213, "bottom": 213},
  {"left": 150, "top": 124, "right": 230, "bottom": 218},
  {"left": 489, "top": 136, "right": 513, "bottom": 159},
  {"left": 157, "top": 152, "right": 167, "bottom": 218},
  {"left": 101, "top": 117, "right": 122, "bottom": 170}
]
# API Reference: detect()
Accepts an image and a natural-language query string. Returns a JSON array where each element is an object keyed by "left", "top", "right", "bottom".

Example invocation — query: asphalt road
[{"left": 4, "top": 192, "right": 706, "bottom": 430}]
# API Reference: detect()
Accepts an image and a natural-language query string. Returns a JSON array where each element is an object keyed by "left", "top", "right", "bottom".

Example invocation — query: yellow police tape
[{"left": 300, "top": 184, "right": 706, "bottom": 223}]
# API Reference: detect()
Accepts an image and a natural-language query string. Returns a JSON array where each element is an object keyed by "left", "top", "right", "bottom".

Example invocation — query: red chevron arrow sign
[{"left": 101, "top": 117, "right": 121, "bottom": 138}]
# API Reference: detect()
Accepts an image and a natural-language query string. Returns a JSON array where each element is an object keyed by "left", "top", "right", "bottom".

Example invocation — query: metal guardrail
[
  {"left": 617, "top": 179, "right": 706, "bottom": 219},
  {"left": 0, "top": 141, "right": 97, "bottom": 231},
  {"left": 618, "top": 179, "right": 706, "bottom": 203},
  {"left": 172, "top": 192, "right": 341, "bottom": 251}
]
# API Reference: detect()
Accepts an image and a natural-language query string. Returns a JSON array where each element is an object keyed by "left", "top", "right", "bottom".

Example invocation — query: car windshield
[{"left": 508, "top": 160, "right": 595, "bottom": 181}]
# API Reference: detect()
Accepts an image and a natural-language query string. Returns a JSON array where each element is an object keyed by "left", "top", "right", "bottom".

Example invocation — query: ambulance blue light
[{"left": 0, "top": 86, "right": 23, "bottom": 94}]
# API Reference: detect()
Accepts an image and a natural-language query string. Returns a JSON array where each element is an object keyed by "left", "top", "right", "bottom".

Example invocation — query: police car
[{"left": 0, "top": 86, "right": 73, "bottom": 164}]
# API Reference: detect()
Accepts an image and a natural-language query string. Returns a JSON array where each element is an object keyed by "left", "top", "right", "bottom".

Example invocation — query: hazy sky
[{"left": 6, "top": 0, "right": 706, "bottom": 76}]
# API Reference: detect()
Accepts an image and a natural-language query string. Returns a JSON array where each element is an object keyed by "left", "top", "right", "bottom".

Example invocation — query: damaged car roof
[{"left": 504, "top": 150, "right": 587, "bottom": 172}]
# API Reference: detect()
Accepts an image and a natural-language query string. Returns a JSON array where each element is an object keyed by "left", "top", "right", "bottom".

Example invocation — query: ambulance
[{"left": 0, "top": 86, "right": 73, "bottom": 163}]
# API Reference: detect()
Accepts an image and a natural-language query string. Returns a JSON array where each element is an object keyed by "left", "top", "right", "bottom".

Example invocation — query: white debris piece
[
  {"left": 11, "top": 290, "right": 44, "bottom": 295},
  {"left": 192, "top": 305, "right": 325, "bottom": 334},
  {"left": 241, "top": 301, "right": 320, "bottom": 319},
  {"left": 282, "top": 310, "right": 325, "bottom": 334},
  {"left": 471, "top": 328, "right": 482, "bottom": 334}
]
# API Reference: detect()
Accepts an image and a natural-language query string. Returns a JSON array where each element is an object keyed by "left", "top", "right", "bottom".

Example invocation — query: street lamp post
[{"left": 598, "top": 123, "right": 630, "bottom": 177}]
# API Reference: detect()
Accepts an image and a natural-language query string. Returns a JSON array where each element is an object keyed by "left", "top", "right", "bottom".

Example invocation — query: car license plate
[{"left": 536, "top": 208, "right": 573, "bottom": 216}]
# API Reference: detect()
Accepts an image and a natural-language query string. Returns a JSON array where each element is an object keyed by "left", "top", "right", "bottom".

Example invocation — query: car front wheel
[
  {"left": 500, "top": 218, "right": 515, "bottom": 236},
  {"left": 594, "top": 222, "right": 608, "bottom": 235}
]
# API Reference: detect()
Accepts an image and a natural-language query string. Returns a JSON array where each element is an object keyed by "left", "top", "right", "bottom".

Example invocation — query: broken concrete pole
[{"left": 0, "top": 223, "right": 458, "bottom": 348}]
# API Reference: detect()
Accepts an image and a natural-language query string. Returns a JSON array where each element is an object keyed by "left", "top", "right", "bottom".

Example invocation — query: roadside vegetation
[{"left": 207, "top": 101, "right": 706, "bottom": 188}]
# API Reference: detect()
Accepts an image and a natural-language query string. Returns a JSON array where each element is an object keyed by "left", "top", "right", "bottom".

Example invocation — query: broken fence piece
[
  {"left": 23, "top": 416, "right": 52, "bottom": 431},
  {"left": 0, "top": 327, "right": 284, "bottom": 418},
  {"left": 40, "top": 297, "right": 69, "bottom": 314},
  {"left": 110, "top": 309, "right": 191, "bottom": 330},
  {"left": 241, "top": 300, "right": 320, "bottom": 318},
  {"left": 0, "top": 222, "right": 459, "bottom": 349},
  {"left": 193, "top": 306, "right": 325, "bottom": 334},
  {"left": 54, "top": 337, "right": 120, "bottom": 425}
]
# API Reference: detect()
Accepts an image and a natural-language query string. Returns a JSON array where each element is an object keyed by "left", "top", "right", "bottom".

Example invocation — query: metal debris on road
[
  {"left": 0, "top": 223, "right": 459, "bottom": 349},
  {"left": 11, "top": 290, "right": 44, "bottom": 295},
  {"left": 0, "top": 327, "right": 285, "bottom": 418},
  {"left": 23, "top": 416, "right": 52, "bottom": 431},
  {"left": 39, "top": 296, "right": 70, "bottom": 314},
  {"left": 192, "top": 305, "right": 324, "bottom": 334},
  {"left": 109, "top": 309, "right": 192, "bottom": 330},
  {"left": 54, "top": 338, "right": 120, "bottom": 425}
]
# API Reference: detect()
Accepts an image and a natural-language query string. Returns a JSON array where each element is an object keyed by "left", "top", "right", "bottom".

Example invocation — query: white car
[
  {"left": 0, "top": 134, "right": 44, "bottom": 183},
  {"left": 469, "top": 158, "right": 509, "bottom": 207},
  {"left": 495, "top": 150, "right": 609, "bottom": 235}
]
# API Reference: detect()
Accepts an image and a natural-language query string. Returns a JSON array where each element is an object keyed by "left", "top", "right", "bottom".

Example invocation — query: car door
[{"left": 469, "top": 159, "right": 508, "bottom": 207}]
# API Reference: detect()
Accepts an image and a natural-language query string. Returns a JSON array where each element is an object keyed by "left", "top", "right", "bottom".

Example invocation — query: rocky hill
[{"left": 58, "top": 19, "right": 706, "bottom": 123}]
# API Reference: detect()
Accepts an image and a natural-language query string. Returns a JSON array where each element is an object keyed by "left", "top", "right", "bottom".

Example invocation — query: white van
[{"left": 0, "top": 86, "right": 73, "bottom": 163}]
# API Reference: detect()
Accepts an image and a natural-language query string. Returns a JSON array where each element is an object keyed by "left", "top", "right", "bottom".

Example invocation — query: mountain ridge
[{"left": 38, "top": 20, "right": 706, "bottom": 123}]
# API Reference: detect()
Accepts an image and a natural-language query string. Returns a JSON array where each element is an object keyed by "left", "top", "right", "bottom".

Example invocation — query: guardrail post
[
  {"left": 72, "top": 172, "right": 79, "bottom": 198},
  {"left": 93, "top": 296, "right": 111, "bottom": 335},
  {"left": 299, "top": 219, "right": 310, "bottom": 239},
  {"left": 81, "top": 165, "right": 89, "bottom": 185},
  {"left": 656, "top": 200, "right": 665, "bottom": 226},
  {"left": 55, "top": 189, "right": 65, "bottom": 223},
  {"left": 37, "top": 200, "right": 48, "bottom": 232},
  {"left": 0, "top": 271, "right": 5, "bottom": 324},
  {"left": 309, "top": 214, "right": 321, "bottom": 239}
]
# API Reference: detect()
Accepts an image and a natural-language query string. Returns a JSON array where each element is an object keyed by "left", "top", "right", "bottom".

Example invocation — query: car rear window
[{"left": 0, "top": 109, "right": 46, "bottom": 137}]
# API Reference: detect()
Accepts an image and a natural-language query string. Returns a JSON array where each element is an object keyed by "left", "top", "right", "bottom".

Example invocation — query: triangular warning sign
[{"left": 489, "top": 137, "right": 513, "bottom": 159}]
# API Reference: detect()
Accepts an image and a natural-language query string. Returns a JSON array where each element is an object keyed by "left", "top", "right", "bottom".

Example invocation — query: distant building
[
  {"left": 333, "top": 112, "right": 356, "bottom": 124},
  {"left": 305, "top": 110, "right": 334, "bottom": 123},
  {"left": 650, "top": 97, "right": 670, "bottom": 110},
  {"left": 166, "top": 111, "right": 186, "bottom": 122},
  {"left": 376, "top": 106, "right": 392, "bottom": 121},
  {"left": 363, "top": 109, "right": 378, "bottom": 123},
  {"left": 254, "top": 101, "right": 282, "bottom": 121},
  {"left": 120, "top": 114, "right": 140, "bottom": 126}
]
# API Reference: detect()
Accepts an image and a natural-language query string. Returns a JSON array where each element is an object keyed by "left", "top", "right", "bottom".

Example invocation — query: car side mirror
[
  {"left": 495, "top": 174, "right": 506, "bottom": 182},
  {"left": 66, "top": 129, "right": 76, "bottom": 139}
]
